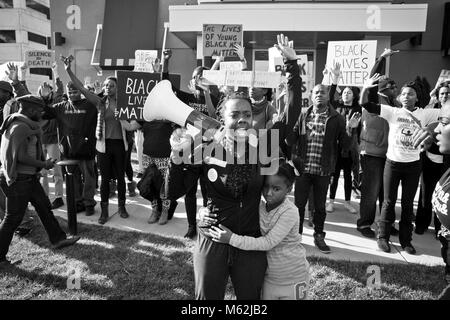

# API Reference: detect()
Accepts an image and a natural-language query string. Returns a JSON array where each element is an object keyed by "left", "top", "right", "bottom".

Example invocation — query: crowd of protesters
[{"left": 0, "top": 33, "right": 449, "bottom": 300}]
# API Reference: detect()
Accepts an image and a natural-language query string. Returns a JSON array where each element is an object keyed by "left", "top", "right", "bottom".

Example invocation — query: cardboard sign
[
  {"left": 219, "top": 61, "right": 244, "bottom": 71},
  {"left": 25, "top": 50, "right": 55, "bottom": 68},
  {"left": 268, "top": 47, "right": 284, "bottom": 72},
  {"left": 134, "top": 50, "right": 158, "bottom": 72},
  {"left": 323, "top": 40, "right": 377, "bottom": 87},
  {"left": 202, "top": 70, "right": 282, "bottom": 88},
  {"left": 436, "top": 69, "right": 450, "bottom": 87},
  {"left": 116, "top": 71, "right": 180, "bottom": 120},
  {"left": 202, "top": 24, "right": 243, "bottom": 57}
]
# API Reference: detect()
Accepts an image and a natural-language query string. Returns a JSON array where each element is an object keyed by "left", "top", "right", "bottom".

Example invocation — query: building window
[
  {"left": 26, "top": 0, "right": 50, "bottom": 19},
  {"left": 0, "top": 30, "right": 16, "bottom": 43},
  {"left": 0, "top": 0, "right": 13, "bottom": 8},
  {"left": 28, "top": 31, "right": 47, "bottom": 45}
]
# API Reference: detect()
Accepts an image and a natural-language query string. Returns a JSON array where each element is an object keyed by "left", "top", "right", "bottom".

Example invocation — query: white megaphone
[{"left": 143, "top": 80, "right": 224, "bottom": 142}]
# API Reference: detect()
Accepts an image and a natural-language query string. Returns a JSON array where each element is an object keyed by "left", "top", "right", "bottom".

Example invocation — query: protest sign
[
  {"left": 116, "top": 71, "right": 180, "bottom": 120},
  {"left": 219, "top": 61, "right": 244, "bottom": 71},
  {"left": 134, "top": 50, "right": 158, "bottom": 72},
  {"left": 202, "top": 24, "right": 243, "bottom": 57},
  {"left": 323, "top": 40, "right": 377, "bottom": 87},
  {"left": 25, "top": 50, "right": 55, "bottom": 68},
  {"left": 436, "top": 69, "right": 450, "bottom": 87},
  {"left": 202, "top": 70, "right": 227, "bottom": 86},
  {"left": 268, "top": 47, "right": 284, "bottom": 72},
  {"left": 202, "top": 70, "right": 282, "bottom": 88}
]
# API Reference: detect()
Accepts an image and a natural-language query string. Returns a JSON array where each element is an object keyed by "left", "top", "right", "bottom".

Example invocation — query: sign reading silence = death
[
  {"left": 323, "top": 40, "right": 377, "bottom": 87},
  {"left": 25, "top": 50, "right": 55, "bottom": 68},
  {"left": 202, "top": 24, "right": 243, "bottom": 57},
  {"left": 116, "top": 71, "right": 180, "bottom": 120}
]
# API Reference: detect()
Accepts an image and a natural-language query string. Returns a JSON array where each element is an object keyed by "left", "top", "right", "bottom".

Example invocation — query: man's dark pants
[
  {"left": 415, "top": 153, "right": 445, "bottom": 233},
  {"left": 194, "top": 232, "right": 267, "bottom": 300},
  {"left": 378, "top": 159, "right": 421, "bottom": 247},
  {"left": 357, "top": 154, "right": 385, "bottom": 230},
  {"left": 295, "top": 173, "right": 331, "bottom": 235},
  {"left": 0, "top": 174, "right": 66, "bottom": 260}
]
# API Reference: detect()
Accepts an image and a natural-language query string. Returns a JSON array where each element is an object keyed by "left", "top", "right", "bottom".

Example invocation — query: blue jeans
[
  {"left": 0, "top": 174, "right": 66, "bottom": 260},
  {"left": 378, "top": 159, "right": 421, "bottom": 246},
  {"left": 294, "top": 173, "right": 331, "bottom": 234},
  {"left": 194, "top": 232, "right": 267, "bottom": 300},
  {"left": 357, "top": 155, "right": 385, "bottom": 229}
]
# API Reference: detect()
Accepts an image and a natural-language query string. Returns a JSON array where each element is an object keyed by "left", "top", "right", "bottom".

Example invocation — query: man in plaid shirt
[{"left": 287, "top": 84, "right": 350, "bottom": 253}]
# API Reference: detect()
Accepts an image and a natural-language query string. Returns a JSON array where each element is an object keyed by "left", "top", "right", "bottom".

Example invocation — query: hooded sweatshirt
[{"left": 0, "top": 113, "right": 43, "bottom": 185}]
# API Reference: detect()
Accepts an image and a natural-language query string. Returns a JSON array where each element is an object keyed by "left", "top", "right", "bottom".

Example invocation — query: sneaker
[
  {"left": 402, "top": 243, "right": 416, "bottom": 255},
  {"left": 313, "top": 233, "right": 331, "bottom": 253},
  {"left": 184, "top": 225, "right": 197, "bottom": 239},
  {"left": 326, "top": 202, "right": 334, "bottom": 213},
  {"left": 357, "top": 227, "right": 376, "bottom": 238},
  {"left": 15, "top": 227, "right": 32, "bottom": 237},
  {"left": 344, "top": 201, "right": 357, "bottom": 214},
  {"left": 390, "top": 225, "right": 399, "bottom": 236},
  {"left": 51, "top": 197, "right": 64, "bottom": 210},
  {"left": 377, "top": 239, "right": 391, "bottom": 253},
  {"left": 53, "top": 236, "right": 80, "bottom": 250}
]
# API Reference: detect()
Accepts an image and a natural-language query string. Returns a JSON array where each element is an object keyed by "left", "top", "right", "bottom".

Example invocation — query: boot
[
  {"left": 98, "top": 202, "right": 109, "bottom": 225},
  {"left": 184, "top": 225, "right": 197, "bottom": 239},
  {"left": 148, "top": 200, "right": 161, "bottom": 224},
  {"left": 158, "top": 200, "right": 171, "bottom": 225},
  {"left": 127, "top": 181, "right": 137, "bottom": 197},
  {"left": 117, "top": 205, "right": 129, "bottom": 219},
  {"left": 109, "top": 180, "right": 116, "bottom": 198}
]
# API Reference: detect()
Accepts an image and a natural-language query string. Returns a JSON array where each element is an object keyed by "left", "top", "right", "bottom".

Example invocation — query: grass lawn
[{"left": 0, "top": 217, "right": 447, "bottom": 300}]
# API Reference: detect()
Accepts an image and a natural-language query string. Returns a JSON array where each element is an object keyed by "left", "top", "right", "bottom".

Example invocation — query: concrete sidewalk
[{"left": 51, "top": 180, "right": 445, "bottom": 268}]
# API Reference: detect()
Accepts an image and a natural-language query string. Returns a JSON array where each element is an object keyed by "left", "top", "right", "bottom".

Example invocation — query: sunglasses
[{"left": 438, "top": 117, "right": 450, "bottom": 126}]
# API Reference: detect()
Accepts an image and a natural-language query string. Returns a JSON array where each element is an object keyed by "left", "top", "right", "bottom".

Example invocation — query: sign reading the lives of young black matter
[
  {"left": 25, "top": 50, "right": 55, "bottom": 68},
  {"left": 323, "top": 40, "right": 377, "bottom": 87},
  {"left": 202, "top": 24, "right": 243, "bottom": 57},
  {"left": 116, "top": 71, "right": 180, "bottom": 120}
]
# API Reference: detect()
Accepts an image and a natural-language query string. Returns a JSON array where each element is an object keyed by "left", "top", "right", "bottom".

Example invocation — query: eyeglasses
[{"left": 438, "top": 117, "right": 450, "bottom": 127}]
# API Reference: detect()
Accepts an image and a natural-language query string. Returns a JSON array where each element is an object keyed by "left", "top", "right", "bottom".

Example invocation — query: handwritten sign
[
  {"left": 268, "top": 47, "right": 284, "bottom": 72},
  {"left": 202, "top": 24, "right": 243, "bottom": 57},
  {"left": 436, "top": 69, "right": 450, "bottom": 87},
  {"left": 116, "top": 71, "right": 180, "bottom": 120},
  {"left": 25, "top": 50, "right": 55, "bottom": 68},
  {"left": 219, "top": 61, "right": 244, "bottom": 71},
  {"left": 202, "top": 70, "right": 282, "bottom": 88},
  {"left": 134, "top": 50, "right": 158, "bottom": 73},
  {"left": 324, "top": 40, "right": 377, "bottom": 86}
]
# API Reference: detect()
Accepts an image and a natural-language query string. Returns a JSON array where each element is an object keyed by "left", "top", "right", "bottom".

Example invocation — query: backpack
[{"left": 137, "top": 164, "right": 163, "bottom": 202}]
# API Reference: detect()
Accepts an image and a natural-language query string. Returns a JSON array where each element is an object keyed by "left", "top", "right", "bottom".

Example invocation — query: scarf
[{"left": 95, "top": 97, "right": 107, "bottom": 140}]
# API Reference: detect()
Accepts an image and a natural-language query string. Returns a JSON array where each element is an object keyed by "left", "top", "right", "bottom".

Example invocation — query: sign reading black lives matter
[
  {"left": 202, "top": 24, "right": 243, "bottom": 57},
  {"left": 323, "top": 40, "right": 377, "bottom": 87},
  {"left": 116, "top": 71, "right": 180, "bottom": 120}
]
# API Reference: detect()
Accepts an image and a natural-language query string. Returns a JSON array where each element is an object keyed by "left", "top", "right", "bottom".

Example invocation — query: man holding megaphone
[{"left": 143, "top": 34, "right": 301, "bottom": 300}]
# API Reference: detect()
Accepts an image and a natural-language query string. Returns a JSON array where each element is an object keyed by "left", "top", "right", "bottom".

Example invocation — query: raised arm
[
  {"left": 274, "top": 34, "right": 301, "bottom": 132},
  {"left": 61, "top": 55, "right": 101, "bottom": 107},
  {"left": 360, "top": 73, "right": 382, "bottom": 114},
  {"left": 6, "top": 63, "right": 30, "bottom": 97},
  {"left": 209, "top": 209, "right": 298, "bottom": 251}
]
